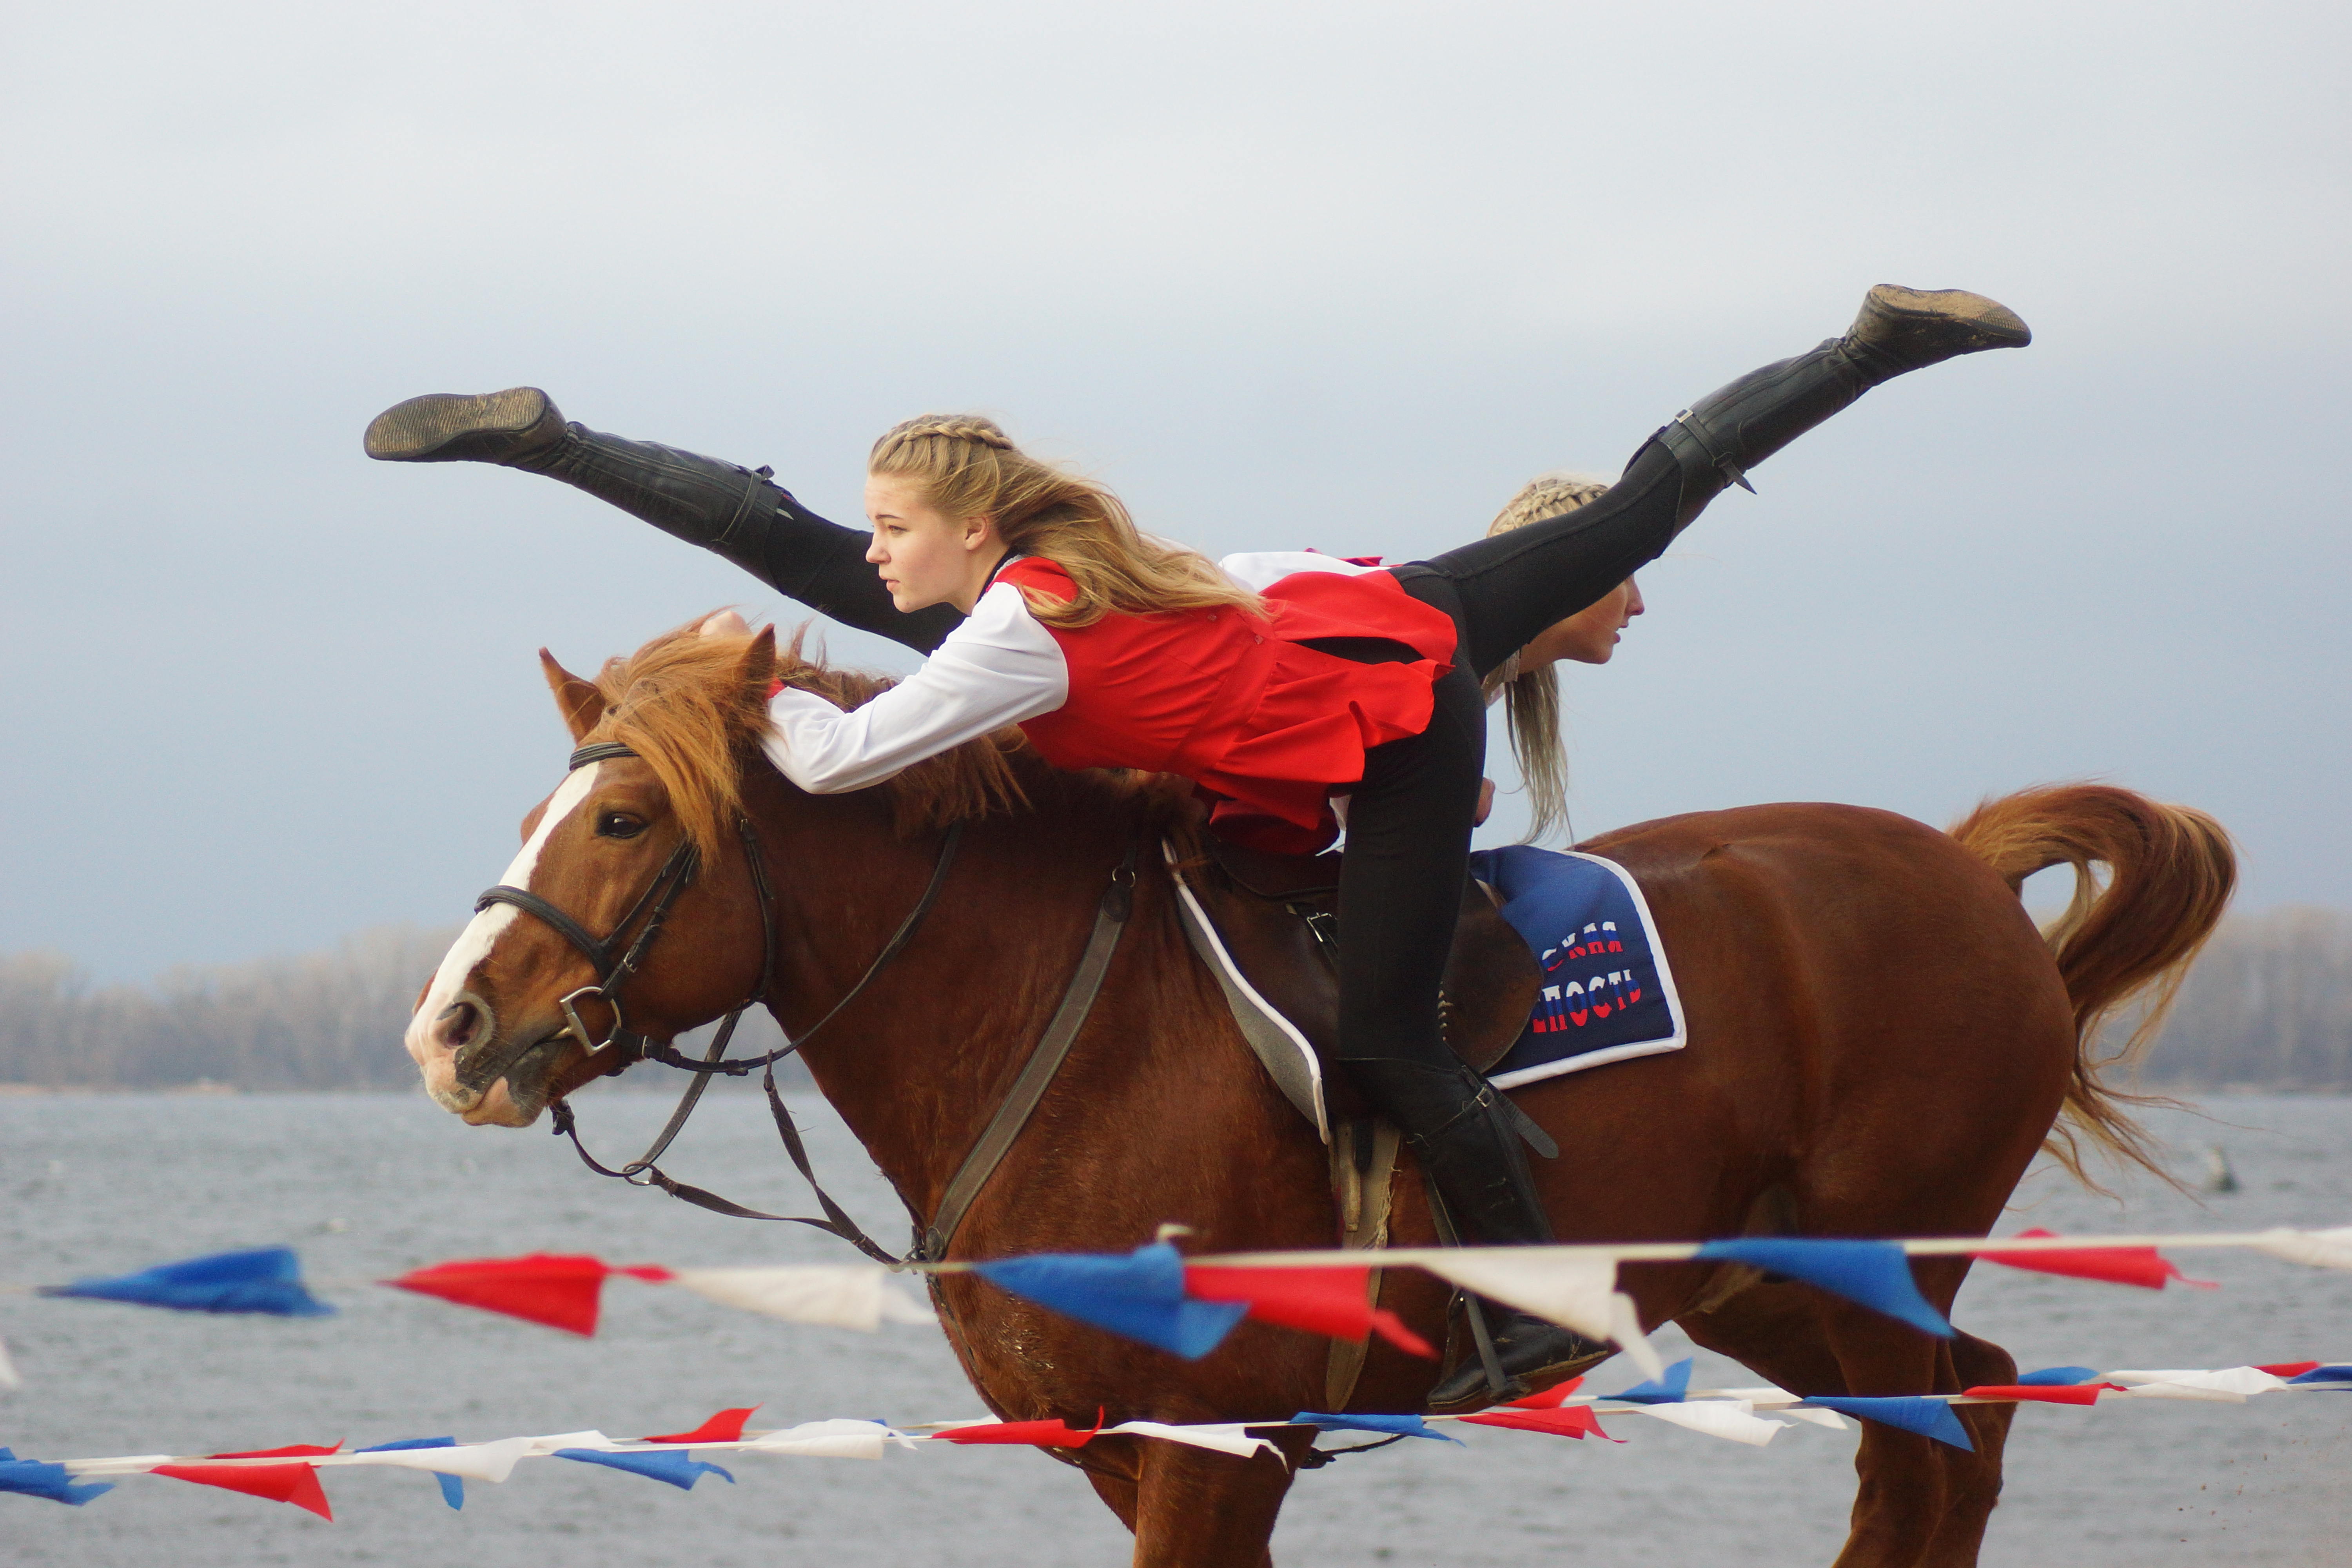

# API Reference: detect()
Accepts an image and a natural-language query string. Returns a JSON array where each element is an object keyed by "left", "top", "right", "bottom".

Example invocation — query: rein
[{"left": 484, "top": 737, "right": 1138, "bottom": 1268}]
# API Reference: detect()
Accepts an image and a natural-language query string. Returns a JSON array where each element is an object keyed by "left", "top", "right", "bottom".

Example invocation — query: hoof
[{"left": 364, "top": 387, "right": 565, "bottom": 463}]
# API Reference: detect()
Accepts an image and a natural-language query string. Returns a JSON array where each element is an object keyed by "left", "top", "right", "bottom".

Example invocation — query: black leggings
[
  {"left": 1333, "top": 437, "right": 1682, "bottom": 1072},
  {"left": 758, "top": 489, "right": 963, "bottom": 653}
]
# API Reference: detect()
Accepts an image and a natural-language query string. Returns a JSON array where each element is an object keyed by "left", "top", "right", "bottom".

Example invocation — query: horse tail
[{"left": 1949, "top": 784, "right": 2236, "bottom": 1189}]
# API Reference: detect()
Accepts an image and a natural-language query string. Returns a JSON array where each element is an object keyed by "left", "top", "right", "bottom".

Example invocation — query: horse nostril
[{"left": 437, "top": 998, "right": 488, "bottom": 1053}]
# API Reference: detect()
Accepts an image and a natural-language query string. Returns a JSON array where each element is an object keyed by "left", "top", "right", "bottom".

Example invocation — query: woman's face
[
  {"left": 864, "top": 475, "right": 1001, "bottom": 613},
  {"left": 1520, "top": 576, "right": 1645, "bottom": 669}
]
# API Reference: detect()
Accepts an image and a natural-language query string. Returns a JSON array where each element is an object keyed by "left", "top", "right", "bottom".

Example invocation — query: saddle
[{"left": 1175, "top": 834, "right": 1542, "bottom": 1108}]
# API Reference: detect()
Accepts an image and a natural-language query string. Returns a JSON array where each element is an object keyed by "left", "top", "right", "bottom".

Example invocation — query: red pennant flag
[
  {"left": 1961, "top": 1383, "right": 2102, "bottom": 1406},
  {"left": 2257, "top": 1362, "right": 2320, "bottom": 1378},
  {"left": 208, "top": 1445, "right": 341, "bottom": 1459},
  {"left": 641, "top": 1406, "right": 760, "bottom": 1445},
  {"left": 387, "top": 1253, "right": 613, "bottom": 1336},
  {"left": 617, "top": 1265, "right": 674, "bottom": 1283},
  {"left": 1183, "top": 1265, "right": 1436, "bottom": 1358},
  {"left": 154, "top": 1462, "right": 333, "bottom": 1519},
  {"left": 1979, "top": 1229, "right": 2215, "bottom": 1290},
  {"left": 1505, "top": 1376, "right": 1585, "bottom": 1410},
  {"left": 1463, "top": 1405, "right": 1618, "bottom": 1442},
  {"left": 933, "top": 1411, "right": 1103, "bottom": 1448}
]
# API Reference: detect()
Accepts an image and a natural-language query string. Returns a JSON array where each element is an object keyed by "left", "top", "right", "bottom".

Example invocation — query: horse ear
[
  {"left": 737, "top": 624, "right": 779, "bottom": 699},
  {"left": 540, "top": 648, "right": 607, "bottom": 742}
]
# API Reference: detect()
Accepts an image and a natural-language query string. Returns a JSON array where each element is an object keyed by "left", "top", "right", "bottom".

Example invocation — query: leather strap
[{"left": 917, "top": 842, "right": 1139, "bottom": 1261}]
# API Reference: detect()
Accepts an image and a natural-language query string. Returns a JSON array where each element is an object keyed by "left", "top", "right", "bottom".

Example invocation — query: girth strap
[{"left": 916, "top": 841, "right": 1140, "bottom": 1262}]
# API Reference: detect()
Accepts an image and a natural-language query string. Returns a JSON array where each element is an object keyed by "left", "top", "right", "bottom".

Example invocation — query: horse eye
[{"left": 597, "top": 812, "right": 646, "bottom": 839}]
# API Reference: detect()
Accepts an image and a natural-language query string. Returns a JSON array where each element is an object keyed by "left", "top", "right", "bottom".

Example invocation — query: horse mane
[{"left": 584, "top": 615, "right": 1187, "bottom": 859}]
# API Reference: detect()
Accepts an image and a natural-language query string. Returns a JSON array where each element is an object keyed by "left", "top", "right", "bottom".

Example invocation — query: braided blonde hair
[
  {"left": 869, "top": 415, "right": 1260, "bottom": 628},
  {"left": 1482, "top": 470, "right": 1615, "bottom": 844}
]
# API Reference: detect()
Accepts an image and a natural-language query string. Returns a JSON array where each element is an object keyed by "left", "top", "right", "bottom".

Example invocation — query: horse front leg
[{"left": 1127, "top": 1430, "right": 1310, "bottom": 1568}]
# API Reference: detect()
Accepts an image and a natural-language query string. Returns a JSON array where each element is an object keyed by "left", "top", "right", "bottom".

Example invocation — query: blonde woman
[
  {"left": 367, "top": 285, "right": 2028, "bottom": 1406},
  {"left": 1477, "top": 472, "right": 1643, "bottom": 843}
]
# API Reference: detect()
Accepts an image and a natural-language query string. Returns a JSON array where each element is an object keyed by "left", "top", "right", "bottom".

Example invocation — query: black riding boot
[
  {"left": 362, "top": 388, "right": 959, "bottom": 653},
  {"left": 1345, "top": 1059, "right": 1612, "bottom": 1412},
  {"left": 1653, "top": 284, "right": 2031, "bottom": 528}
]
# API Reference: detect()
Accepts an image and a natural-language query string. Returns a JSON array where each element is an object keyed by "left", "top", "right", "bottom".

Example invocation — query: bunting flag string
[
  {"left": 5, "top": 1365, "right": 2347, "bottom": 1514},
  {"left": 2, "top": 1221, "right": 2347, "bottom": 1386}
]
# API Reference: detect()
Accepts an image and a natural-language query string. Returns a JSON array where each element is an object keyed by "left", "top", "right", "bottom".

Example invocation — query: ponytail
[{"left": 1481, "top": 471, "right": 1614, "bottom": 844}]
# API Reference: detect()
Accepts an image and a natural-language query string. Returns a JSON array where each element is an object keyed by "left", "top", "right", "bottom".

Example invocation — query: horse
[{"left": 403, "top": 618, "right": 2234, "bottom": 1568}]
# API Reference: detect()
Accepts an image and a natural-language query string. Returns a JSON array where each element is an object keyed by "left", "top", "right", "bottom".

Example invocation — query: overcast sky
[{"left": 3, "top": 1, "right": 2345, "bottom": 980}]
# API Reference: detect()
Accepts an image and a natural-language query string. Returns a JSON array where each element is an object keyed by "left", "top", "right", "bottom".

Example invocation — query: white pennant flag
[
  {"left": 2105, "top": 1366, "right": 2287, "bottom": 1402},
  {"left": 0, "top": 1329, "right": 20, "bottom": 1390},
  {"left": 662, "top": 1266, "right": 934, "bottom": 1330},
  {"left": 1713, "top": 1387, "right": 1850, "bottom": 1430},
  {"left": 1633, "top": 1400, "right": 1789, "bottom": 1446},
  {"left": 2250, "top": 1225, "right": 2352, "bottom": 1271},
  {"left": 743, "top": 1419, "right": 911, "bottom": 1459},
  {"left": 1420, "top": 1253, "right": 1663, "bottom": 1379},
  {"left": 521, "top": 1429, "right": 623, "bottom": 1455},
  {"left": 1104, "top": 1421, "right": 1278, "bottom": 1459},
  {"left": 329, "top": 1437, "right": 535, "bottom": 1484}
]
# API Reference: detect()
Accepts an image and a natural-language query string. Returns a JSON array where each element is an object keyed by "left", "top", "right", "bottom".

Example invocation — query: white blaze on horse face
[{"left": 405, "top": 764, "right": 603, "bottom": 1082}]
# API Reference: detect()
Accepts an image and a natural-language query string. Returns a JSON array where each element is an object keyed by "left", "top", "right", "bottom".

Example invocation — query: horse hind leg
[
  {"left": 1812, "top": 1270, "right": 2022, "bottom": 1568},
  {"left": 1684, "top": 1280, "right": 2014, "bottom": 1568},
  {"left": 1913, "top": 1329, "right": 2019, "bottom": 1568}
]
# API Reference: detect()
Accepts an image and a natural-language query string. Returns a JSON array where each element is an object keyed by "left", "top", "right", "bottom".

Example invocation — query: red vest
[{"left": 998, "top": 558, "right": 1456, "bottom": 850}]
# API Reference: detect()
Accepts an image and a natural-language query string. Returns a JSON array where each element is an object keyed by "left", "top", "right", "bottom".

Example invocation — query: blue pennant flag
[
  {"left": 1693, "top": 1239, "right": 1953, "bottom": 1338},
  {"left": 0, "top": 1448, "right": 114, "bottom": 1506},
  {"left": 1605, "top": 1356, "right": 1694, "bottom": 1404},
  {"left": 2289, "top": 1365, "right": 2352, "bottom": 1387},
  {"left": 554, "top": 1448, "right": 735, "bottom": 1490},
  {"left": 357, "top": 1437, "right": 464, "bottom": 1509},
  {"left": 42, "top": 1247, "right": 333, "bottom": 1318},
  {"left": 1290, "top": 1412, "right": 1460, "bottom": 1444},
  {"left": 1799, "top": 1396, "right": 1975, "bottom": 1451},
  {"left": 2016, "top": 1366, "right": 2100, "bottom": 1387},
  {"left": 976, "top": 1243, "right": 1247, "bottom": 1360}
]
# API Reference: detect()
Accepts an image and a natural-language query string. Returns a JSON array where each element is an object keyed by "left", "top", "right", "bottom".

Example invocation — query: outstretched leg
[
  {"left": 363, "top": 388, "right": 962, "bottom": 652},
  {"left": 1410, "top": 285, "right": 2031, "bottom": 676}
]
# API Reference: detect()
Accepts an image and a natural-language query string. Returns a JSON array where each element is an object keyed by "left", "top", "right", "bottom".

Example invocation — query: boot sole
[
  {"left": 1864, "top": 285, "right": 2032, "bottom": 348},
  {"left": 364, "top": 387, "right": 554, "bottom": 461}
]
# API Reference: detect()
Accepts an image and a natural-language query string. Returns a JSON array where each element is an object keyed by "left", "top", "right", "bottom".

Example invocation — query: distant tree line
[
  {"left": 0, "top": 926, "right": 807, "bottom": 1090},
  {"left": 2134, "top": 907, "right": 2352, "bottom": 1091},
  {"left": 0, "top": 908, "right": 2347, "bottom": 1092}
]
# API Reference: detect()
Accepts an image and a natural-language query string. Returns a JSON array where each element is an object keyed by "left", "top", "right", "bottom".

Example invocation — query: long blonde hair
[
  {"left": 1481, "top": 470, "right": 1614, "bottom": 844},
  {"left": 868, "top": 415, "right": 1259, "bottom": 628}
]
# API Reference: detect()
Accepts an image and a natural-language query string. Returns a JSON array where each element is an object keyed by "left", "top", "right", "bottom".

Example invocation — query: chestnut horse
[{"left": 404, "top": 622, "right": 2232, "bottom": 1568}]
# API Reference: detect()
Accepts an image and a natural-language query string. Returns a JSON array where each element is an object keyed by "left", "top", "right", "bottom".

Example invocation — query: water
[{"left": 1, "top": 1088, "right": 2345, "bottom": 1566}]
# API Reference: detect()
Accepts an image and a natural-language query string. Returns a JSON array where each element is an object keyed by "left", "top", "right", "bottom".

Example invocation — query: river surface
[{"left": 1, "top": 1089, "right": 2345, "bottom": 1566}]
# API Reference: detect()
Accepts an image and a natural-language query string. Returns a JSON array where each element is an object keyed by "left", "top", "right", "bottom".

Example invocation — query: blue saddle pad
[{"left": 1466, "top": 845, "right": 1687, "bottom": 1088}]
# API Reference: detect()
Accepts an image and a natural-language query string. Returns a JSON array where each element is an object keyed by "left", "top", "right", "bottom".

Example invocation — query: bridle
[
  {"left": 462, "top": 733, "right": 1136, "bottom": 1269},
  {"left": 463, "top": 741, "right": 756, "bottom": 1084},
  {"left": 465, "top": 737, "right": 962, "bottom": 1264}
]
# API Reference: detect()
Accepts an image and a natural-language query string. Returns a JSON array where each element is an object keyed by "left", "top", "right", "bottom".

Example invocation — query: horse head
[{"left": 404, "top": 621, "right": 782, "bottom": 1125}]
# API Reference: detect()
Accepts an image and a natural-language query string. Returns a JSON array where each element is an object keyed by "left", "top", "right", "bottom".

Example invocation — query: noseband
[{"left": 461, "top": 740, "right": 778, "bottom": 1090}]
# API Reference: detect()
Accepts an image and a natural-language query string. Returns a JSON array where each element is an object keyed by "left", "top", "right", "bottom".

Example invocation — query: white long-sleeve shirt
[
  {"left": 762, "top": 579, "right": 1067, "bottom": 794},
  {"left": 760, "top": 550, "right": 1382, "bottom": 795}
]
